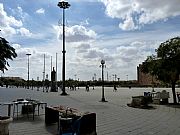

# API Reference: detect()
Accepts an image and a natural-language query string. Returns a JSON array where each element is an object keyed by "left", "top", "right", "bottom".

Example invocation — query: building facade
[{"left": 137, "top": 64, "right": 159, "bottom": 86}]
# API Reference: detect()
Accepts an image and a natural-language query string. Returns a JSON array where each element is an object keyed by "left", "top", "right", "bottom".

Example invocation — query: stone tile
[{"left": 1, "top": 87, "right": 180, "bottom": 135}]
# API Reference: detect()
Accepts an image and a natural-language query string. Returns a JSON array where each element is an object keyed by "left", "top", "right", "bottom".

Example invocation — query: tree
[
  {"left": 0, "top": 37, "right": 17, "bottom": 72},
  {"left": 141, "top": 37, "right": 180, "bottom": 104}
]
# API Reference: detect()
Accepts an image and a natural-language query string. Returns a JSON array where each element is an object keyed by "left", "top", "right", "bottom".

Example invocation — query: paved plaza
[{"left": 1, "top": 86, "right": 180, "bottom": 135}]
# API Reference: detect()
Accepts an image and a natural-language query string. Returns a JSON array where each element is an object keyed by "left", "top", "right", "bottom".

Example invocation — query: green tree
[
  {"left": 0, "top": 37, "right": 17, "bottom": 72},
  {"left": 141, "top": 37, "right": 180, "bottom": 104}
]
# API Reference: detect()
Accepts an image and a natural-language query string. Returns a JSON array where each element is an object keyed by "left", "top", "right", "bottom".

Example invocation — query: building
[
  {"left": 1, "top": 77, "right": 24, "bottom": 81},
  {"left": 137, "top": 64, "right": 159, "bottom": 86}
]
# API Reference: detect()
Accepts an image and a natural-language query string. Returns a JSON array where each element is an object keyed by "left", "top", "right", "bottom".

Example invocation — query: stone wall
[{"left": 137, "top": 64, "right": 159, "bottom": 86}]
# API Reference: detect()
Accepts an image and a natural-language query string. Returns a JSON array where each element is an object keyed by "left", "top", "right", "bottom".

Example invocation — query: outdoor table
[
  {"left": 26, "top": 99, "right": 47, "bottom": 116},
  {"left": 0, "top": 102, "right": 13, "bottom": 116},
  {"left": 13, "top": 99, "right": 47, "bottom": 120},
  {"left": 27, "top": 100, "right": 47, "bottom": 120},
  {"left": 13, "top": 99, "right": 30, "bottom": 119}
]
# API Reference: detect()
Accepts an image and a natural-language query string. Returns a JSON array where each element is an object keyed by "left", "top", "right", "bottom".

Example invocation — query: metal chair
[
  {"left": 59, "top": 117, "right": 74, "bottom": 135},
  {"left": 73, "top": 113, "right": 97, "bottom": 135}
]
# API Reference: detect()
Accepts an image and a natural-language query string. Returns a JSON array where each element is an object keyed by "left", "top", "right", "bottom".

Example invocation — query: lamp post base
[
  {"left": 100, "top": 98, "right": 108, "bottom": 102},
  {"left": 60, "top": 91, "right": 68, "bottom": 96}
]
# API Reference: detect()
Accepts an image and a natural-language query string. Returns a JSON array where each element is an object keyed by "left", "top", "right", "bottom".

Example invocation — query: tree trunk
[{"left": 172, "top": 82, "right": 177, "bottom": 104}]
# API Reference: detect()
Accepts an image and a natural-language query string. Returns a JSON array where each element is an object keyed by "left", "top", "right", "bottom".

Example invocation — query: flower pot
[{"left": 0, "top": 116, "right": 13, "bottom": 135}]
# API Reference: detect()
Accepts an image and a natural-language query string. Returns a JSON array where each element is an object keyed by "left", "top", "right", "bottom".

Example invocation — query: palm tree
[{"left": 0, "top": 37, "right": 17, "bottom": 72}]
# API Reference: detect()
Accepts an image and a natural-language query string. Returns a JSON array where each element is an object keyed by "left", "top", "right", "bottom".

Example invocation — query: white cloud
[
  {"left": 0, "top": 3, "right": 33, "bottom": 39},
  {"left": 114, "top": 40, "right": 158, "bottom": 71},
  {"left": 119, "top": 16, "right": 136, "bottom": 30},
  {"left": 83, "top": 49, "right": 104, "bottom": 59},
  {"left": 1, "top": 27, "right": 16, "bottom": 35},
  {"left": 100, "top": 0, "right": 180, "bottom": 30},
  {"left": 0, "top": 3, "right": 22, "bottom": 27},
  {"left": 17, "top": 27, "right": 32, "bottom": 37},
  {"left": 6, "top": 44, "right": 52, "bottom": 80},
  {"left": 0, "top": 3, "right": 23, "bottom": 36},
  {"left": 80, "top": 19, "right": 89, "bottom": 26},
  {"left": 11, "top": 6, "right": 29, "bottom": 22},
  {"left": 76, "top": 43, "right": 91, "bottom": 53},
  {"left": 53, "top": 25, "right": 97, "bottom": 42},
  {"left": 36, "top": 8, "right": 45, "bottom": 14}
]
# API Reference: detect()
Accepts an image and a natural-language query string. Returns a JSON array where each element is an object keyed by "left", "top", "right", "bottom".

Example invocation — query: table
[
  {"left": 0, "top": 102, "right": 13, "bottom": 116},
  {"left": 13, "top": 99, "right": 47, "bottom": 120}
]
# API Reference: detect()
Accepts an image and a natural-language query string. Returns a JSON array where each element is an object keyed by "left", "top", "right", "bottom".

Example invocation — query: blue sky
[{"left": 0, "top": 0, "right": 180, "bottom": 81}]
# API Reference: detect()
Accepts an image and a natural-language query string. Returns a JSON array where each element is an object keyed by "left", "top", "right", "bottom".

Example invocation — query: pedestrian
[{"left": 113, "top": 85, "right": 117, "bottom": 92}]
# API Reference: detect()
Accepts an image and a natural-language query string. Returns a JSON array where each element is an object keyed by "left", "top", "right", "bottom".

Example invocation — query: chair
[
  {"left": 177, "top": 92, "right": 180, "bottom": 103},
  {"left": 73, "top": 113, "right": 97, "bottom": 135},
  {"left": 59, "top": 117, "right": 74, "bottom": 135}
]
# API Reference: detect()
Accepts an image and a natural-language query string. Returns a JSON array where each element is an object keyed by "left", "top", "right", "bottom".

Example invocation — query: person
[
  {"left": 86, "top": 85, "right": 89, "bottom": 92},
  {"left": 113, "top": 85, "right": 117, "bottom": 92},
  {"left": 177, "top": 92, "right": 180, "bottom": 103}
]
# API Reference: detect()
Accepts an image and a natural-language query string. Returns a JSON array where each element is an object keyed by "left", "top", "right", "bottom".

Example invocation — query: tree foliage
[
  {"left": 141, "top": 37, "right": 180, "bottom": 103},
  {"left": 0, "top": 37, "right": 17, "bottom": 72}
]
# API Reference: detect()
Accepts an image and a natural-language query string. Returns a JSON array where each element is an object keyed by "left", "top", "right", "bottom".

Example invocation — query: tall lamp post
[
  {"left": 58, "top": 1, "right": 70, "bottom": 95},
  {"left": 56, "top": 53, "right": 58, "bottom": 91},
  {"left": 26, "top": 53, "right": 31, "bottom": 89},
  {"left": 100, "top": 60, "right": 107, "bottom": 102}
]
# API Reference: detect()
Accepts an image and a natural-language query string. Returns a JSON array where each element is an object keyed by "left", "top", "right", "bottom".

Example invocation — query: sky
[{"left": 0, "top": 0, "right": 180, "bottom": 81}]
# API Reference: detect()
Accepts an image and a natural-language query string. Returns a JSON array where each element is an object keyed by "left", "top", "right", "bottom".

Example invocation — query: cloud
[
  {"left": 76, "top": 43, "right": 91, "bottom": 53},
  {"left": 0, "top": 3, "right": 22, "bottom": 27},
  {"left": 83, "top": 49, "right": 104, "bottom": 59},
  {"left": 53, "top": 25, "right": 97, "bottom": 42},
  {"left": 80, "top": 19, "right": 89, "bottom": 26},
  {"left": 0, "top": 3, "right": 23, "bottom": 36},
  {"left": 0, "top": 3, "right": 33, "bottom": 38},
  {"left": 100, "top": 0, "right": 180, "bottom": 30},
  {"left": 8, "top": 44, "right": 52, "bottom": 80},
  {"left": 1, "top": 27, "right": 16, "bottom": 36},
  {"left": 114, "top": 40, "right": 158, "bottom": 69},
  {"left": 35, "top": 8, "right": 45, "bottom": 14},
  {"left": 11, "top": 6, "right": 29, "bottom": 22},
  {"left": 74, "top": 42, "right": 114, "bottom": 67},
  {"left": 119, "top": 16, "right": 136, "bottom": 30},
  {"left": 17, "top": 27, "right": 32, "bottom": 37}
]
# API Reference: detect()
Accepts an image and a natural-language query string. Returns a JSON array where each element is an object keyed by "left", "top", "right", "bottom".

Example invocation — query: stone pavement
[{"left": 1, "top": 86, "right": 180, "bottom": 135}]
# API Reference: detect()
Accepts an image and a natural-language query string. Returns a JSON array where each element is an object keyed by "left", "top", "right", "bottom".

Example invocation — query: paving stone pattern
[{"left": 1, "top": 87, "right": 180, "bottom": 135}]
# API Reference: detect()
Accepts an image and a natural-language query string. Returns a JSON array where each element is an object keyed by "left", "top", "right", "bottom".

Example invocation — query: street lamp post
[
  {"left": 100, "top": 60, "right": 107, "bottom": 102},
  {"left": 43, "top": 54, "right": 45, "bottom": 92},
  {"left": 56, "top": 53, "right": 58, "bottom": 91},
  {"left": 26, "top": 53, "right": 31, "bottom": 89},
  {"left": 58, "top": 1, "right": 70, "bottom": 96},
  {"left": 115, "top": 74, "right": 117, "bottom": 81},
  {"left": 94, "top": 73, "right": 96, "bottom": 81}
]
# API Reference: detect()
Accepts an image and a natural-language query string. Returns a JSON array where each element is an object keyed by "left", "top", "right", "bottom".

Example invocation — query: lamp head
[
  {"left": 58, "top": 1, "right": 70, "bottom": 9},
  {"left": 101, "top": 60, "right": 105, "bottom": 65},
  {"left": 26, "top": 53, "right": 31, "bottom": 56}
]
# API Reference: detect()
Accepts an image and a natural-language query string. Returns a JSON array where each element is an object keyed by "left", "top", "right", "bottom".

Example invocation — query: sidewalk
[{"left": 1, "top": 87, "right": 180, "bottom": 135}]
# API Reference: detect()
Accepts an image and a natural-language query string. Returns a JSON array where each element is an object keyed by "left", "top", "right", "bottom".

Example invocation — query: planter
[
  {"left": 128, "top": 96, "right": 150, "bottom": 108},
  {"left": 0, "top": 116, "right": 13, "bottom": 135}
]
